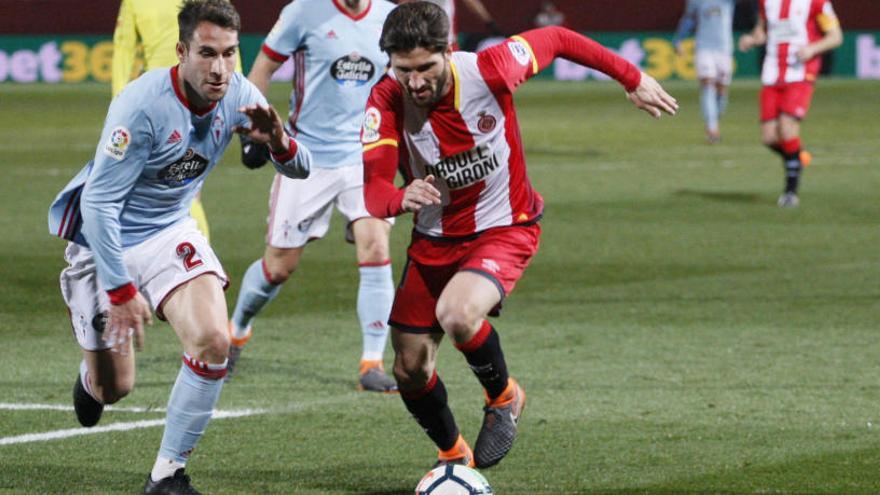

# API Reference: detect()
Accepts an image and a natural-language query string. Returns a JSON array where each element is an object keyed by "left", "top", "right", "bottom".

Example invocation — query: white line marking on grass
[
  {"left": 0, "top": 402, "right": 167, "bottom": 413},
  {"left": 0, "top": 408, "right": 266, "bottom": 446}
]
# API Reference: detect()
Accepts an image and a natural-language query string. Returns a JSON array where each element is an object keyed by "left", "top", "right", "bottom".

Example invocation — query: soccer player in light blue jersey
[
  {"left": 674, "top": 0, "right": 736, "bottom": 143},
  {"left": 228, "top": 0, "right": 399, "bottom": 392},
  {"left": 48, "top": 1, "right": 309, "bottom": 493}
]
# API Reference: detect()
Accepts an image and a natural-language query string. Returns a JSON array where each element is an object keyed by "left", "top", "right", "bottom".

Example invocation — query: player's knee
[
  {"left": 191, "top": 324, "right": 230, "bottom": 363},
  {"left": 93, "top": 378, "right": 133, "bottom": 404},
  {"left": 263, "top": 253, "right": 299, "bottom": 284},
  {"left": 436, "top": 303, "right": 479, "bottom": 338},
  {"left": 393, "top": 355, "right": 431, "bottom": 389}
]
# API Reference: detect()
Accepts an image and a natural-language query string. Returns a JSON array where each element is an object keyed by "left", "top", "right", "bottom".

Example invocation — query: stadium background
[{"left": 1, "top": 0, "right": 879, "bottom": 83}]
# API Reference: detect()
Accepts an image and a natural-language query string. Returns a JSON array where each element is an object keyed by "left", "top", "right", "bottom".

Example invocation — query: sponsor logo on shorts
[
  {"left": 362, "top": 107, "right": 381, "bottom": 143},
  {"left": 482, "top": 258, "right": 501, "bottom": 273},
  {"left": 158, "top": 148, "right": 209, "bottom": 187},
  {"left": 508, "top": 40, "right": 531, "bottom": 66},
  {"left": 103, "top": 126, "right": 131, "bottom": 160},
  {"left": 330, "top": 53, "right": 375, "bottom": 87},
  {"left": 425, "top": 144, "right": 501, "bottom": 190},
  {"left": 477, "top": 112, "right": 497, "bottom": 133}
]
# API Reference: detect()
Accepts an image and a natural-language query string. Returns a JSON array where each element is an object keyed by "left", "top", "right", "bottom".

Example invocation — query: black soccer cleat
[
  {"left": 72, "top": 373, "right": 104, "bottom": 427},
  {"left": 474, "top": 378, "right": 526, "bottom": 469},
  {"left": 143, "top": 469, "right": 202, "bottom": 495}
]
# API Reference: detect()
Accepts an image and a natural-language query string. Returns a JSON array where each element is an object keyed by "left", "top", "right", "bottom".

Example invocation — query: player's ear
[{"left": 176, "top": 41, "right": 187, "bottom": 64}]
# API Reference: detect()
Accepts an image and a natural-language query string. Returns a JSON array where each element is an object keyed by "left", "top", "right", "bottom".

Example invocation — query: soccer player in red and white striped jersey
[
  {"left": 362, "top": 1, "right": 677, "bottom": 468},
  {"left": 739, "top": 0, "right": 842, "bottom": 207}
]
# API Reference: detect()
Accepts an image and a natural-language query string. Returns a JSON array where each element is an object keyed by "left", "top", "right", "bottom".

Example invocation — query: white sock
[
  {"left": 150, "top": 456, "right": 185, "bottom": 482},
  {"left": 357, "top": 263, "right": 394, "bottom": 362}
]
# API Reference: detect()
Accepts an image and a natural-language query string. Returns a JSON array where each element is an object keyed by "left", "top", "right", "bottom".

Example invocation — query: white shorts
[
  {"left": 266, "top": 165, "right": 393, "bottom": 249},
  {"left": 59, "top": 218, "right": 227, "bottom": 351},
  {"left": 695, "top": 50, "right": 733, "bottom": 85}
]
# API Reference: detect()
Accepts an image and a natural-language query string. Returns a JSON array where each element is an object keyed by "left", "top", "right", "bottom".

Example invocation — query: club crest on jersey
[
  {"left": 425, "top": 144, "right": 501, "bottom": 190},
  {"left": 330, "top": 53, "right": 376, "bottom": 87},
  {"left": 158, "top": 148, "right": 209, "bottom": 187},
  {"left": 362, "top": 107, "right": 381, "bottom": 143},
  {"left": 477, "top": 112, "right": 497, "bottom": 133},
  {"left": 508, "top": 40, "right": 531, "bottom": 66},
  {"left": 211, "top": 114, "right": 224, "bottom": 142},
  {"left": 103, "top": 126, "right": 131, "bottom": 160}
]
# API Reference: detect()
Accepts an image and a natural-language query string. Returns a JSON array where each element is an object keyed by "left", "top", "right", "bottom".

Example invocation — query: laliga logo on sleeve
[
  {"left": 103, "top": 126, "right": 131, "bottom": 160},
  {"left": 362, "top": 107, "right": 381, "bottom": 143},
  {"left": 508, "top": 40, "right": 531, "bottom": 66}
]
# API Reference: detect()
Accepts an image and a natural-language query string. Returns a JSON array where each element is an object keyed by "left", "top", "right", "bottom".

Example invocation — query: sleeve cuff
[
  {"left": 107, "top": 282, "right": 137, "bottom": 305},
  {"left": 261, "top": 44, "right": 289, "bottom": 63},
  {"left": 270, "top": 137, "right": 298, "bottom": 163}
]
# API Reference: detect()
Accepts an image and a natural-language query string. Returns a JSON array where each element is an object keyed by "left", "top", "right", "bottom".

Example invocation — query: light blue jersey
[
  {"left": 261, "top": 0, "right": 395, "bottom": 168},
  {"left": 48, "top": 67, "right": 311, "bottom": 291},
  {"left": 674, "top": 0, "right": 735, "bottom": 54}
]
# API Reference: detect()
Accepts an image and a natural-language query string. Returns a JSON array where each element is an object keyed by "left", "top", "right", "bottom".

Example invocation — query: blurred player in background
[
  {"left": 400, "top": 0, "right": 502, "bottom": 48},
  {"left": 50, "top": 1, "right": 310, "bottom": 492},
  {"left": 112, "top": 0, "right": 242, "bottom": 240},
  {"left": 363, "top": 2, "right": 677, "bottom": 468},
  {"left": 674, "top": 0, "right": 736, "bottom": 144},
  {"left": 739, "top": 0, "right": 842, "bottom": 207},
  {"left": 228, "top": 0, "right": 399, "bottom": 392}
]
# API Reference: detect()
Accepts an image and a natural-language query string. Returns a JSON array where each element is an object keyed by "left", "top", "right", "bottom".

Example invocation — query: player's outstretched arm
[
  {"left": 626, "top": 72, "right": 678, "bottom": 119},
  {"left": 106, "top": 289, "right": 153, "bottom": 355},
  {"left": 235, "top": 103, "right": 310, "bottom": 179}
]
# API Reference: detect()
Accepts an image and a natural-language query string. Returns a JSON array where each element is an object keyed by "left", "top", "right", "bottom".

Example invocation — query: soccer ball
[{"left": 415, "top": 464, "right": 494, "bottom": 494}]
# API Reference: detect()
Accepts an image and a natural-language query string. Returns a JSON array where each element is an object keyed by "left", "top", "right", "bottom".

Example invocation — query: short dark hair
[
  {"left": 178, "top": 0, "right": 241, "bottom": 43},
  {"left": 380, "top": 2, "right": 449, "bottom": 54}
]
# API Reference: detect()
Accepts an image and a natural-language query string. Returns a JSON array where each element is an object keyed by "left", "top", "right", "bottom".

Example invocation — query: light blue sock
[
  {"left": 700, "top": 84, "right": 719, "bottom": 133},
  {"left": 357, "top": 263, "right": 394, "bottom": 361},
  {"left": 231, "top": 259, "right": 282, "bottom": 337},
  {"left": 717, "top": 90, "right": 729, "bottom": 116},
  {"left": 158, "top": 355, "right": 227, "bottom": 463}
]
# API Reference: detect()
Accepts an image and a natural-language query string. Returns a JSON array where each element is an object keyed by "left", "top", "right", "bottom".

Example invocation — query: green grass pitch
[{"left": 0, "top": 78, "right": 879, "bottom": 494}]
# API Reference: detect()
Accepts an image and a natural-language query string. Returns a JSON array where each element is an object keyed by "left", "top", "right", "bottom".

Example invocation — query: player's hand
[
  {"left": 738, "top": 34, "right": 755, "bottom": 52},
  {"left": 105, "top": 291, "right": 152, "bottom": 355},
  {"left": 235, "top": 104, "right": 289, "bottom": 155},
  {"left": 402, "top": 175, "right": 442, "bottom": 212},
  {"left": 627, "top": 72, "right": 678, "bottom": 119},
  {"left": 795, "top": 45, "right": 815, "bottom": 63}
]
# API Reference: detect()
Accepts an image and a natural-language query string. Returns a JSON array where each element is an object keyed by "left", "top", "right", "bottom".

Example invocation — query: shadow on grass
[{"left": 674, "top": 189, "right": 762, "bottom": 203}]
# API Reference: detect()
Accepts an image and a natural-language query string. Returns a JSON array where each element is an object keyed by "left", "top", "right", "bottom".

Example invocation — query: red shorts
[
  {"left": 760, "top": 82, "right": 815, "bottom": 122},
  {"left": 389, "top": 223, "right": 541, "bottom": 333}
]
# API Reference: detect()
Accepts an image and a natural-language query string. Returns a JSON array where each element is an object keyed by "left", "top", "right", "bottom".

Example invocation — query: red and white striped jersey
[
  {"left": 760, "top": 0, "right": 839, "bottom": 85},
  {"left": 362, "top": 27, "right": 641, "bottom": 240}
]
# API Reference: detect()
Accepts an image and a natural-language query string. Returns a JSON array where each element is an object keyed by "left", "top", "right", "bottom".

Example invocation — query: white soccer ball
[{"left": 415, "top": 464, "right": 494, "bottom": 495}]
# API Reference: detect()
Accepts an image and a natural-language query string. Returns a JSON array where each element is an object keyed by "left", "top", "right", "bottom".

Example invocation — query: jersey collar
[
  {"left": 170, "top": 65, "right": 218, "bottom": 117},
  {"left": 332, "top": 0, "right": 371, "bottom": 21}
]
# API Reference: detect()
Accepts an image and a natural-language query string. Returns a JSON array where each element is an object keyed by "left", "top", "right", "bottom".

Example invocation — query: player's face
[
  {"left": 390, "top": 47, "right": 452, "bottom": 108},
  {"left": 177, "top": 21, "right": 238, "bottom": 106}
]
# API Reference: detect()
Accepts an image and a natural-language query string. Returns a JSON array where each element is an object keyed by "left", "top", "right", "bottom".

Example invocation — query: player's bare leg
[
  {"left": 436, "top": 272, "right": 526, "bottom": 469},
  {"left": 393, "top": 329, "right": 473, "bottom": 466},
  {"left": 145, "top": 274, "right": 229, "bottom": 493},
  {"left": 73, "top": 346, "right": 135, "bottom": 427},
  {"left": 227, "top": 245, "right": 303, "bottom": 378},
  {"left": 351, "top": 217, "right": 396, "bottom": 392}
]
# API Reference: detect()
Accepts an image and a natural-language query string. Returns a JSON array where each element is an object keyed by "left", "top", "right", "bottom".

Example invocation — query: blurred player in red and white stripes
[
  {"left": 739, "top": 0, "right": 842, "bottom": 207},
  {"left": 362, "top": 1, "right": 676, "bottom": 469}
]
